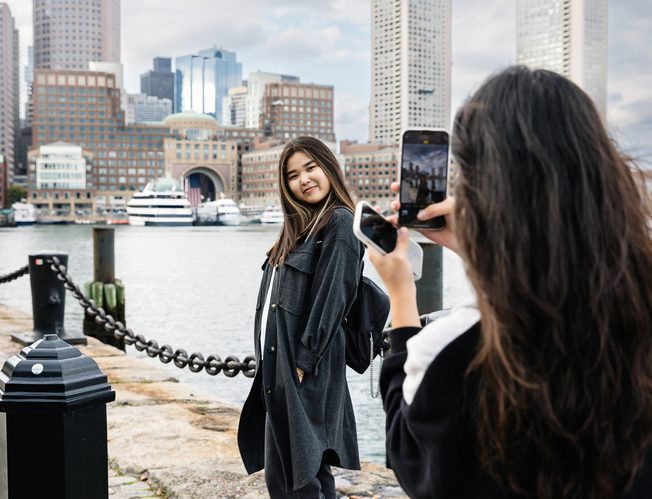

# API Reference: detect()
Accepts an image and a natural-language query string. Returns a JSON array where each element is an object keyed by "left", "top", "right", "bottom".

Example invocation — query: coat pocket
[{"left": 278, "top": 251, "right": 317, "bottom": 315}]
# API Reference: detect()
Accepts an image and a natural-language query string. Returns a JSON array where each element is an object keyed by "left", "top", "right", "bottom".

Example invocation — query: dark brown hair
[
  {"left": 452, "top": 66, "right": 652, "bottom": 498},
  {"left": 268, "top": 136, "right": 355, "bottom": 266}
]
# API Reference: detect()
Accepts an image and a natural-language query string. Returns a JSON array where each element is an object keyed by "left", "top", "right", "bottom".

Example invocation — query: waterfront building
[
  {"left": 0, "top": 154, "right": 6, "bottom": 208},
  {"left": 27, "top": 142, "right": 95, "bottom": 215},
  {"left": 162, "top": 112, "right": 239, "bottom": 203},
  {"left": 222, "top": 86, "right": 248, "bottom": 128},
  {"left": 0, "top": 3, "right": 19, "bottom": 181},
  {"left": 241, "top": 140, "right": 337, "bottom": 207},
  {"left": 245, "top": 71, "right": 299, "bottom": 129},
  {"left": 33, "top": 0, "right": 120, "bottom": 70},
  {"left": 174, "top": 48, "right": 243, "bottom": 123},
  {"left": 340, "top": 140, "right": 398, "bottom": 207},
  {"left": 370, "top": 0, "right": 452, "bottom": 144},
  {"left": 261, "top": 82, "right": 335, "bottom": 142},
  {"left": 30, "top": 69, "right": 169, "bottom": 212},
  {"left": 127, "top": 94, "right": 173, "bottom": 125},
  {"left": 517, "top": 0, "right": 608, "bottom": 116},
  {"left": 141, "top": 57, "right": 174, "bottom": 102}
]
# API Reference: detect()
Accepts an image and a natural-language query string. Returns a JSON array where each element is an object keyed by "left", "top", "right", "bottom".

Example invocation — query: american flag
[{"left": 185, "top": 175, "right": 202, "bottom": 206}]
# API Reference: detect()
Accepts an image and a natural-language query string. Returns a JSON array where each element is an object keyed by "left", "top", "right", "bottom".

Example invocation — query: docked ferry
[
  {"left": 127, "top": 179, "right": 194, "bottom": 226},
  {"left": 196, "top": 196, "right": 242, "bottom": 226},
  {"left": 11, "top": 202, "right": 36, "bottom": 226}
]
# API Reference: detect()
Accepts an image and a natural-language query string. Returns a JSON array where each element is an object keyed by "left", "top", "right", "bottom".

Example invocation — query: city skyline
[{"left": 5, "top": 0, "right": 651, "bottom": 164}]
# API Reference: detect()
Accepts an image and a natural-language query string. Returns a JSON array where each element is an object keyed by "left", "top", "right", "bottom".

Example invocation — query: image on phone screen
[
  {"left": 360, "top": 204, "right": 397, "bottom": 254},
  {"left": 399, "top": 130, "right": 449, "bottom": 228}
]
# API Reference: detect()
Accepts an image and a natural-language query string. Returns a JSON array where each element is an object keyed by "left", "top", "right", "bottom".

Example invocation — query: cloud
[{"left": 334, "top": 94, "right": 368, "bottom": 143}]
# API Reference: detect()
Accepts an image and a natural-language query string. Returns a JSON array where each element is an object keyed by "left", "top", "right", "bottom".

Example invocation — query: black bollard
[
  {"left": 12, "top": 252, "right": 87, "bottom": 346},
  {"left": 0, "top": 334, "right": 115, "bottom": 499},
  {"left": 415, "top": 242, "right": 443, "bottom": 315}
]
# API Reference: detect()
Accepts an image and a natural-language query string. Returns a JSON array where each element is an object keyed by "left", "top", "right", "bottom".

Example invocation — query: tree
[{"left": 7, "top": 185, "right": 27, "bottom": 206}]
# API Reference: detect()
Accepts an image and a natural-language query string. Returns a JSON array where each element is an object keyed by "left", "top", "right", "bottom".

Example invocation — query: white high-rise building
[
  {"left": 516, "top": 0, "right": 608, "bottom": 117},
  {"left": 0, "top": 3, "right": 19, "bottom": 178},
  {"left": 33, "top": 0, "right": 120, "bottom": 70},
  {"left": 370, "top": 0, "right": 451, "bottom": 144}
]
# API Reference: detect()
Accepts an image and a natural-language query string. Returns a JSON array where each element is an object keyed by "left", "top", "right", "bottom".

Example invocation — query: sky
[{"left": 4, "top": 0, "right": 651, "bottom": 164}]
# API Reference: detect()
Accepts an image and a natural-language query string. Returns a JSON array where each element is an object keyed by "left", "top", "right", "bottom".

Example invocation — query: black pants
[{"left": 264, "top": 416, "right": 336, "bottom": 499}]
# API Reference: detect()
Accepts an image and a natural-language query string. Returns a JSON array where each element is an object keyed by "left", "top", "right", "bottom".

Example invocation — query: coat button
[
  {"left": 271, "top": 303, "right": 277, "bottom": 311},
  {"left": 266, "top": 386, "right": 272, "bottom": 394},
  {"left": 269, "top": 345, "right": 276, "bottom": 353}
]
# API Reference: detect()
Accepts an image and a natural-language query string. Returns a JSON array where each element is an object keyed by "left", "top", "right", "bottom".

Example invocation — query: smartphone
[
  {"left": 398, "top": 128, "right": 450, "bottom": 229},
  {"left": 353, "top": 201, "right": 423, "bottom": 280}
]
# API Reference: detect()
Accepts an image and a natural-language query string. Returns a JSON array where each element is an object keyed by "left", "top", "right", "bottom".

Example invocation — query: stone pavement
[
  {"left": 0, "top": 303, "right": 408, "bottom": 499},
  {"left": 109, "top": 466, "right": 163, "bottom": 498}
]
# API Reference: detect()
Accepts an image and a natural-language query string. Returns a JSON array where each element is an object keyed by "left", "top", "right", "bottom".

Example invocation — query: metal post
[
  {"left": 93, "top": 228, "right": 115, "bottom": 283},
  {"left": 0, "top": 334, "right": 115, "bottom": 499},
  {"left": 415, "top": 242, "right": 443, "bottom": 315},
  {"left": 12, "top": 252, "right": 87, "bottom": 346}
]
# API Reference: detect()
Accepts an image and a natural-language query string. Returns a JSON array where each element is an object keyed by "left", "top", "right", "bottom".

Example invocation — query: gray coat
[{"left": 238, "top": 207, "right": 362, "bottom": 492}]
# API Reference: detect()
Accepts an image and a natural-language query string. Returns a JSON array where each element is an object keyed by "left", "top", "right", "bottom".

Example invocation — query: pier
[{"left": 0, "top": 300, "right": 406, "bottom": 498}]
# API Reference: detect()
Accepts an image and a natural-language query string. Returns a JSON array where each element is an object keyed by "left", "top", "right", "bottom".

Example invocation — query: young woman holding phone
[
  {"left": 238, "top": 136, "right": 362, "bottom": 498},
  {"left": 370, "top": 66, "right": 652, "bottom": 499}
]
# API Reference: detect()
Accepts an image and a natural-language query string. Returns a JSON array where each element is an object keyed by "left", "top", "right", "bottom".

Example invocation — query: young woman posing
[
  {"left": 370, "top": 66, "right": 652, "bottom": 498},
  {"left": 238, "top": 136, "right": 362, "bottom": 498}
]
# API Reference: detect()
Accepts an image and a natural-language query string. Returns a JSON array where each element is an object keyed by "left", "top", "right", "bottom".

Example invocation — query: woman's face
[{"left": 285, "top": 151, "right": 332, "bottom": 205}]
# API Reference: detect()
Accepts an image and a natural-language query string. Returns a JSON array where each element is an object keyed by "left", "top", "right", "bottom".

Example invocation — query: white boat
[
  {"left": 11, "top": 202, "right": 36, "bottom": 226},
  {"left": 196, "top": 196, "right": 242, "bottom": 226},
  {"left": 127, "top": 179, "right": 194, "bottom": 226},
  {"left": 260, "top": 206, "right": 284, "bottom": 225}
]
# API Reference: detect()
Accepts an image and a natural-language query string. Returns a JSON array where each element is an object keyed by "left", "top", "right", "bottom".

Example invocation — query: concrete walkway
[{"left": 0, "top": 303, "right": 407, "bottom": 499}]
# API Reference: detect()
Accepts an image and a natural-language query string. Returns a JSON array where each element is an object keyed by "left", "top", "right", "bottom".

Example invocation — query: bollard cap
[{"left": 0, "top": 334, "right": 115, "bottom": 413}]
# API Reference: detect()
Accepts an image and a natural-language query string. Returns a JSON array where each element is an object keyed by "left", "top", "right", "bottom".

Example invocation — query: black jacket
[
  {"left": 381, "top": 307, "right": 652, "bottom": 499},
  {"left": 238, "top": 207, "right": 362, "bottom": 491}
]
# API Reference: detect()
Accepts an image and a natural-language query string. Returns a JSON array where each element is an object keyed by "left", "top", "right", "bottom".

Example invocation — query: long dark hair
[
  {"left": 268, "top": 136, "right": 355, "bottom": 266},
  {"left": 452, "top": 66, "right": 652, "bottom": 498}
]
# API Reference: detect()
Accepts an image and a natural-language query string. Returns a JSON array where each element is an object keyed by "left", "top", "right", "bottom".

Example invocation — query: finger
[
  {"left": 385, "top": 213, "right": 398, "bottom": 225},
  {"left": 390, "top": 199, "right": 400, "bottom": 212},
  {"left": 417, "top": 197, "right": 455, "bottom": 220},
  {"left": 390, "top": 181, "right": 399, "bottom": 193}
]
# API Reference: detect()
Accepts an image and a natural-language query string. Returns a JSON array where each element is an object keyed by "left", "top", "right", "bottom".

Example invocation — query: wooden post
[{"left": 84, "top": 228, "right": 125, "bottom": 350}]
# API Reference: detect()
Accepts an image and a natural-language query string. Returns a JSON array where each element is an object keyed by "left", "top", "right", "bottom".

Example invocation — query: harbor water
[{"left": 0, "top": 224, "right": 473, "bottom": 463}]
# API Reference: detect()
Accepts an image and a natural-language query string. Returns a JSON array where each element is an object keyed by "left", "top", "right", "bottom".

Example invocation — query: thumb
[{"left": 392, "top": 227, "right": 410, "bottom": 257}]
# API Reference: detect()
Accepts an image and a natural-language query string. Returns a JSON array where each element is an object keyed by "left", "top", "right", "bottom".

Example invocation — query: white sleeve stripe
[{"left": 402, "top": 302, "right": 480, "bottom": 405}]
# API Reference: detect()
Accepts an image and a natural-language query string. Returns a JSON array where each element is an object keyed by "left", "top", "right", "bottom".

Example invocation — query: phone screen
[
  {"left": 360, "top": 204, "right": 397, "bottom": 254},
  {"left": 399, "top": 130, "right": 449, "bottom": 229}
]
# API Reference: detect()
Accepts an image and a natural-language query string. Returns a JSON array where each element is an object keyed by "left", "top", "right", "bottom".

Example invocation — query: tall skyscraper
[
  {"left": 24, "top": 46, "right": 34, "bottom": 125},
  {"left": 141, "top": 57, "right": 174, "bottom": 102},
  {"left": 370, "top": 0, "right": 452, "bottom": 144},
  {"left": 0, "top": 3, "right": 19, "bottom": 179},
  {"left": 174, "top": 48, "right": 242, "bottom": 123},
  {"left": 517, "top": 0, "right": 608, "bottom": 116},
  {"left": 33, "top": 0, "right": 120, "bottom": 70}
]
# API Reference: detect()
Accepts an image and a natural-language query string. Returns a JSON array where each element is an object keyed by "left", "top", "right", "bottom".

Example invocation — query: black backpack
[{"left": 343, "top": 261, "right": 391, "bottom": 374}]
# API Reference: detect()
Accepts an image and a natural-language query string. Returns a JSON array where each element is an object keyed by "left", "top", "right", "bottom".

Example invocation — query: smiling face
[{"left": 285, "top": 151, "right": 332, "bottom": 205}]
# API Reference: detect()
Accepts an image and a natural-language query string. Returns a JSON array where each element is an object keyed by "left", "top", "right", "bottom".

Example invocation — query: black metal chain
[
  {"left": 47, "top": 256, "right": 256, "bottom": 378},
  {"left": 0, "top": 266, "right": 29, "bottom": 285}
]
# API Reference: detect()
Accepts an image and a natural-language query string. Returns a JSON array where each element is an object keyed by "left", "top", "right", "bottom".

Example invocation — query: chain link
[
  {"left": 369, "top": 332, "right": 383, "bottom": 398},
  {"left": 0, "top": 265, "right": 29, "bottom": 285},
  {"left": 47, "top": 256, "right": 256, "bottom": 378}
]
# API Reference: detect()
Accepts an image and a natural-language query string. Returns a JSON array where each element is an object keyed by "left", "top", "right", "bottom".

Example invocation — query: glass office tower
[{"left": 174, "top": 48, "right": 242, "bottom": 124}]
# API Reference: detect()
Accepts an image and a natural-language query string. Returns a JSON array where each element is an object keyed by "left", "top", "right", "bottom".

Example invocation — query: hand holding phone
[
  {"left": 353, "top": 201, "right": 423, "bottom": 280},
  {"left": 398, "top": 128, "right": 450, "bottom": 229}
]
